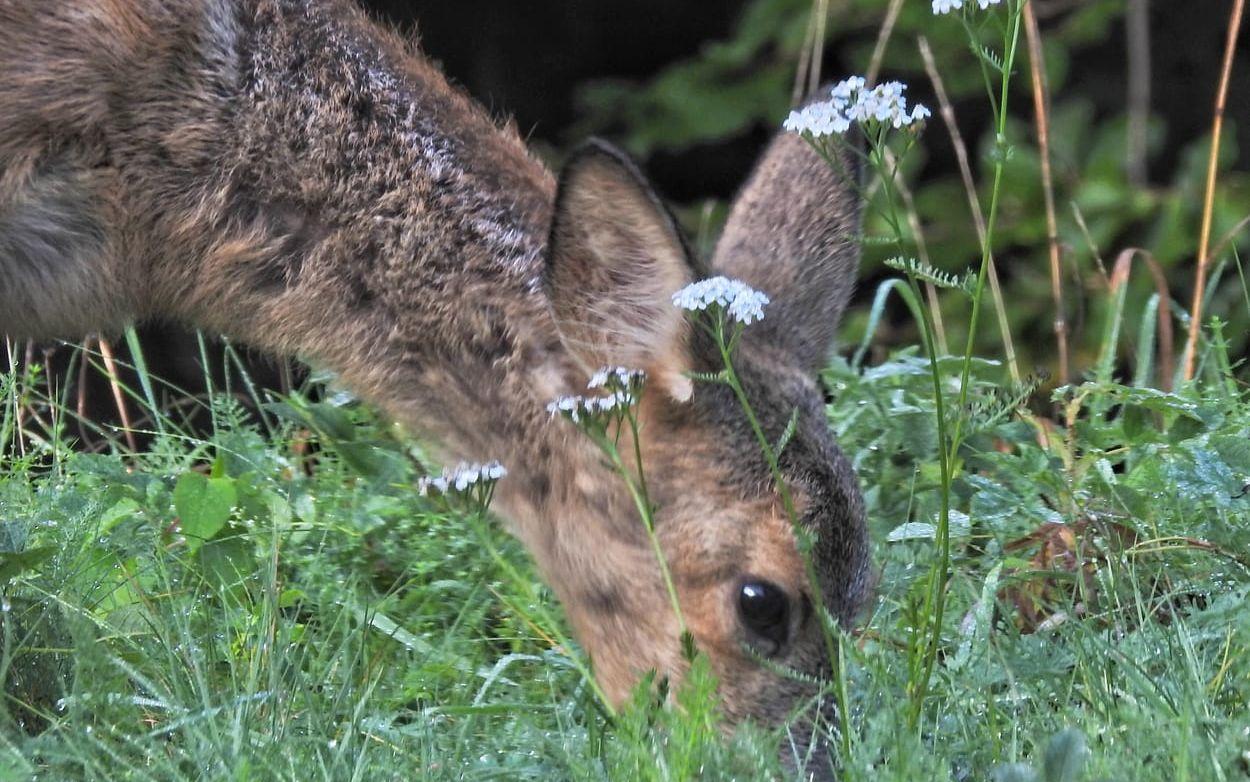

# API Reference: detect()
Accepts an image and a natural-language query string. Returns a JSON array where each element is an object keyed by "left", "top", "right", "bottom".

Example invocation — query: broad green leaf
[
  {"left": 0, "top": 545, "right": 55, "bottom": 584},
  {"left": 174, "top": 472, "right": 236, "bottom": 550},
  {"left": 1043, "top": 728, "right": 1088, "bottom": 782}
]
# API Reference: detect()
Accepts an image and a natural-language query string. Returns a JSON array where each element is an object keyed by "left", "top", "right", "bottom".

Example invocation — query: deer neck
[{"left": 141, "top": 0, "right": 669, "bottom": 660}]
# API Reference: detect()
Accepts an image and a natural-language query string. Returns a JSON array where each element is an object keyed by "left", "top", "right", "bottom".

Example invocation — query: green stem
[
  {"left": 907, "top": 0, "right": 1025, "bottom": 734},
  {"left": 712, "top": 316, "right": 850, "bottom": 762},
  {"left": 904, "top": 272, "right": 955, "bottom": 730},
  {"left": 964, "top": 12, "right": 1001, "bottom": 118},
  {"left": 873, "top": 133, "right": 909, "bottom": 252},
  {"left": 600, "top": 429, "right": 687, "bottom": 637},
  {"left": 874, "top": 163, "right": 905, "bottom": 244},
  {"left": 953, "top": 0, "right": 1024, "bottom": 450}
]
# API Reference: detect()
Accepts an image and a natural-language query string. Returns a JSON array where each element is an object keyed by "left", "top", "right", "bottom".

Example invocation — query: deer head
[{"left": 538, "top": 131, "right": 869, "bottom": 767}]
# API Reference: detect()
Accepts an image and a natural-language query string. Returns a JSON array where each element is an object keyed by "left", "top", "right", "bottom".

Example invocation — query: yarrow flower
[
  {"left": 418, "top": 461, "right": 507, "bottom": 497},
  {"left": 672, "top": 276, "right": 770, "bottom": 325},
  {"left": 546, "top": 391, "right": 636, "bottom": 424},
  {"left": 783, "top": 76, "right": 930, "bottom": 138},
  {"left": 932, "top": 0, "right": 1002, "bottom": 14},
  {"left": 781, "top": 98, "right": 852, "bottom": 137},
  {"left": 547, "top": 366, "right": 647, "bottom": 427},
  {"left": 588, "top": 366, "right": 647, "bottom": 394}
]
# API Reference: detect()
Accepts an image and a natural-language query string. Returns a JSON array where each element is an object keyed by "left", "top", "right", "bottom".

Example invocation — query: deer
[{"left": 0, "top": 0, "right": 870, "bottom": 773}]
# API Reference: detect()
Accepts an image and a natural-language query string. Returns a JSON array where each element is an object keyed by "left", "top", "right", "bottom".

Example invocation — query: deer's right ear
[
  {"left": 545, "top": 140, "right": 699, "bottom": 401},
  {"left": 711, "top": 126, "right": 861, "bottom": 375}
]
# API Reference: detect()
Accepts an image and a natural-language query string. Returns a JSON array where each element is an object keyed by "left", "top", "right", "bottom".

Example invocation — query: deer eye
[{"left": 738, "top": 579, "right": 791, "bottom": 654}]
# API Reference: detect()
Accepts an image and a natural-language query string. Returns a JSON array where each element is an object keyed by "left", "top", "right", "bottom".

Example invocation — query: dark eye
[{"left": 738, "top": 580, "right": 791, "bottom": 654}]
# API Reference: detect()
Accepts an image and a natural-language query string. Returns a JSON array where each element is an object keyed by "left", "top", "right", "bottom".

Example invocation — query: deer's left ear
[{"left": 545, "top": 140, "right": 701, "bottom": 401}]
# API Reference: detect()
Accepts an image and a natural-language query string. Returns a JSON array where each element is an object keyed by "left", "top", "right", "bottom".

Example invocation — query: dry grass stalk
[
  {"left": 1183, "top": 0, "right": 1246, "bottom": 381},
  {"left": 97, "top": 337, "right": 139, "bottom": 452},
  {"left": 3, "top": 338, "right": 16, "bottom": 458},
  {"left": 1111, "top": 248, "right": 1175, "bottom": 391},
  {"left": 18, "top": 340, "right": 32, "bottom": 458},
  {"left": 1125, "top": 0, "right": 1151, "bottom": 187},
  {"left": 866, "top": 0, "right": 906, "bottom": 87},
  {"left": 76, "top": 343, "right": 97, "bottom": 451},
  {"left": 791, "top": 0, "right": 832, "bottom": 103},
  {"left": 1209, "top": 212, "right": 1250, "bottom": 262},
  {"left": 917, "top": 36, "right": 1020, "bottom": 382},
  {"left": 1023, "top": 2, "right": 1070, "bottom": 383},
  {"left": 791, "top": 5, "right": 817, "bottom": 105},
  {"left": 808, "top": 0, "right": 829, "bottom": 96}
]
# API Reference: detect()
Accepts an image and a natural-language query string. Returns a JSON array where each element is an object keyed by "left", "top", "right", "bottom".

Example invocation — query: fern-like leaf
[
  {"left": 774, "top": 408, "right": 800, "bottom": 457},
  {"left": 885, "top": 256, "right": 977, "bottom": 297}
]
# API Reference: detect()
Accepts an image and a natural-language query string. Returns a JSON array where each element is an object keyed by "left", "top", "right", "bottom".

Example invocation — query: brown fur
[{"left": 0, "top": 0, "right": 868, "bottom": 772}]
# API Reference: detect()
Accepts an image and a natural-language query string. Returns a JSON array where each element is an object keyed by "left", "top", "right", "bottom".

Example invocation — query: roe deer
[{"left": 0, "top": 0, "right": 869, "bottom": 771}]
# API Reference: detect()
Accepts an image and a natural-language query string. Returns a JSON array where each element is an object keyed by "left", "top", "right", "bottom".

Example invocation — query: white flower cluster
[
  {"left": 782, "top": 77, "right": 931, "bottom": 138},
  {"left": 418, "top": 461, "right": 507, "bottom": 497},
  {"left": 547, "top": 366, "right": 647, "bottom": 426},
  {"left": 671, "top": 276, "right": 770, "bottom": 325},
  {"left": 546, "top": 391, "right": 636, "bottom": 424},
  {"left": 588, "top": 366, "right": 647, "bottom": 393},
  {"left": 932, "top": 0, "right": 1002, "bottom": 14}
]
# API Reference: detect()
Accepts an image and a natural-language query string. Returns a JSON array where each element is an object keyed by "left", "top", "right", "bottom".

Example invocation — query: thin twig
[
  {"left": 1183, "top": 0, "right": 1245, "bottom": 381},
  {"left": 74, "top": 342, "right": 99, "bottom": 451},
  {"left": 97, "top": 336, "right": 139, "bottom": 452},
  {"left": 1208, "top": 211, "right": 1250, "bottom": 262},
  {"left": 866, "top": 0, "right": 906, "bottom": 87},
  {"left": 40, "top": 345, "right": 62, "bottom": 459},
  {"left": 1125, "top": 0, "right": 1151, "bottom": 187},
  {"left": 808, "top": 0, "right": 830, "bottom": 97},
  {"left": 792, "top": 5, "right": 817, "bottom": 105},
  {"left": 19, "top": 340, "right": 33, "bottom": 458},
  {"left": 1023, "top": 2, "right": 1069, "bottom": 383},
  {"left": 918, "top": 36, "right": 1020, "bottom": 381},
  {"left": 3, "top": 338, "right": 18, "bottom": 460}
]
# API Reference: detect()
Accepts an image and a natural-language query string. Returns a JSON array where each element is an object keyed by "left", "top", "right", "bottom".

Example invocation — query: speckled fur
[{"left": 0, "top": 0, "right": 868, "bottom": 765}]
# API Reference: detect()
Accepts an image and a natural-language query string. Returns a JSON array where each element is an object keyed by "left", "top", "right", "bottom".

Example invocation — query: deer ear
[
  {"left": 545, "top": 140, "right": 698, "bottom": 401},
  {"left": 711, "top": 127, "right": 861, "bottom": 374}
]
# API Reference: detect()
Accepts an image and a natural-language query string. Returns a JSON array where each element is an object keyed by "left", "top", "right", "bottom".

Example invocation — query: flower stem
[
  {"left": 953, "top": 0, "right": 1023, "bottom": 447},
  {"left": 601, "top": 425, "right": 688, "bottom": 638},
  {"left": 711, "top": 316, "right": 849, "bottom": 760}
]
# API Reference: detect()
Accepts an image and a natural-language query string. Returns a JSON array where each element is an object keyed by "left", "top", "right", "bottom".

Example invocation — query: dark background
[{"left": 363, "top": 0, "right": 1250, "bottom": 201}]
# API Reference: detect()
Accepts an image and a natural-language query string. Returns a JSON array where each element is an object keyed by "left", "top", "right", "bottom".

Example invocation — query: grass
[{"left": 1, "top": 314, "right": 1248, "bottom": 780}]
